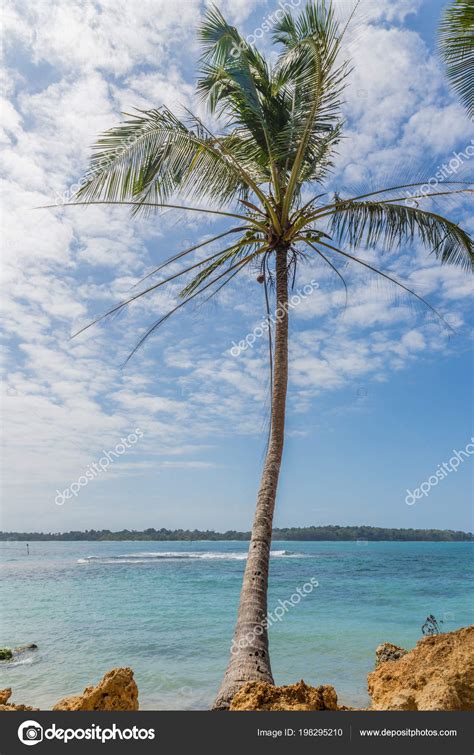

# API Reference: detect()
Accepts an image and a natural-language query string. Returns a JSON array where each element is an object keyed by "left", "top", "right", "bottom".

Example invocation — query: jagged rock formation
[
  {"left": 368, "top": 626, "right": 474, "bottom": 710},
  {"left": 230, "top": 679, "right": 340, "bottom": 710},
  {"left": 53, "top": 667, "right": 139, "bottom": 711},
  {"left": 0, "top": 688, "right": 39, "bottom": 711}
]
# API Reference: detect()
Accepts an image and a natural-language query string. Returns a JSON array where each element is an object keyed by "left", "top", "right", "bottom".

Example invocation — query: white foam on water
[
  {"left": 8, "top": 656, "right": 35, "bottom": 666},
  {"left": 77, "top": 549, "right": 301, "bottom": 564}
]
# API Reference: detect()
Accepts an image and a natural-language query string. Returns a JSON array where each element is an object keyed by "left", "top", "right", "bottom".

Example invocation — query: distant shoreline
[{"left": 0, "top": 525, "right": 472, "bottom": 542}]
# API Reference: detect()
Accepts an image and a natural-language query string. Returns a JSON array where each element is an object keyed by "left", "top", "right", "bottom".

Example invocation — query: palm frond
[
  {"left": 48, "top": 200, "right": 264, "bottom": 228},
  {"left": 438, "top": 0, "right": 474, "bottom": 117},
  {"left": 74, "top": 107, "right": 252, "bottom": 212},
  {"left": 124, "top": 251, "right": 261, "bottom": 363},
  {"left": 306, "top": 238, "right": 455, "bottom": 331},
  {"left": 197, "top": 5, "right": 285, "bottom": 201},
  {"left": 131, "top": 227, "right": 248, "bottom": 289},
  {"left": 311, "top": 181, "right": 473, "bottom": 211},
  {"left": 72, "top": 241, "right": 250, "bottom": 338},
  {"left": 180, "top": 107, "right": 282, "bottom": 229},
  {"left": 179, "top": 236, "right": 265, "bottom": 298},
  {"left": 273, "top": 1, "right": 351, "bottom": 218},
  {"left": 303, "top": 238, "right": 348, "bottom": 307},
  {"left": 328, "top": 198, "right": 474, "bottom": 270}
]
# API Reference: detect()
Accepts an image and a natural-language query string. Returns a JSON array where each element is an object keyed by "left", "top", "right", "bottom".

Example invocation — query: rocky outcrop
[
  {"left": 0, "top": 643, "right": 38, "bottom": 662},
  {"left": 15, "top": 643, "right": 38, "bottom": 653},
  {"left": 375, "top": 642, "right": 408, "bottom": 668},
  {"left": 0, "top": 688, "right": 39, "bottom": 711},
  {"left": 368, "top": 626, "right": 474, "bottom": 710},
  {"left": 229, "top": 627, "right": 473, "bottom": 712},
  {"left": 53, "top": 667, "right": 139, "bottom": 711},
  {"left": 230, "top": 680, "right": 340, "bottom": 711}
]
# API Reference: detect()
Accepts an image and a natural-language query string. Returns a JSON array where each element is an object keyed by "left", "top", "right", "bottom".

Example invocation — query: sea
[{"left": 0, "top": 540, "right": 472, "bottom": 710}]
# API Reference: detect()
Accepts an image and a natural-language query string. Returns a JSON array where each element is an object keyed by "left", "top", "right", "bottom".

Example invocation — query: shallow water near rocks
[{"left": 1, "top": 540, "right": 472, "bottom": 709}]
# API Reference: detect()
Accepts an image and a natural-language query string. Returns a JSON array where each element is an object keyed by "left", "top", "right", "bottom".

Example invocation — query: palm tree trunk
[{"left": 213, "top": 246, "right": 289, "bottom": 710}]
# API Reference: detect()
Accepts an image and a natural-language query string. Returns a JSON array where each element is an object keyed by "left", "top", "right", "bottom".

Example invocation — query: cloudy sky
[{"left": 1, "top": 0, "right": 473, "bottom": 533}]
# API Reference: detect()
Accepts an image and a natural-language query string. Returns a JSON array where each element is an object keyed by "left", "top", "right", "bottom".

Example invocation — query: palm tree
[
  {"left": 438, "top": 0, "right": 474, "bottom": 118},
  {"left": 60, "top": 2, "right": 473, "bottom": 708}
]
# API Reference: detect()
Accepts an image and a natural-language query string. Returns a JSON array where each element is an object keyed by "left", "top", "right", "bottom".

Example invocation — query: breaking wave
[{"left": 77, "top": 549, "right": 302, "bottom": 565}]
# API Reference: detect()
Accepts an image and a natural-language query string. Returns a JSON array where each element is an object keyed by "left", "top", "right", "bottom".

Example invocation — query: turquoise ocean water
[{"left": 0, "top": 540, "right": 472, "bottom": 710}]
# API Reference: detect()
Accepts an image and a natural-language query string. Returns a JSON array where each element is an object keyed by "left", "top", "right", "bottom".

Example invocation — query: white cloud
[
  {"left": 214, "top": 0, "right": 267, "bottom": 24},
  {"left": 337, "top": 20, "right": 472, "bottom": 188},
  {"left": 2, "top": 0, "right": 202, "bottom": 75}
]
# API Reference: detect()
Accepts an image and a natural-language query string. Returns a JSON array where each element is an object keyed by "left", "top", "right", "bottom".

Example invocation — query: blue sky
[{"left": 1, "top": 0, "right": 473, "bottom": 533}]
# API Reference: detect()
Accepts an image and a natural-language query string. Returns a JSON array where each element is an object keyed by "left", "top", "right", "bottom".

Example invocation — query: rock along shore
[{"left": 1, "top": 626, "right": 472, "bottom": 711}]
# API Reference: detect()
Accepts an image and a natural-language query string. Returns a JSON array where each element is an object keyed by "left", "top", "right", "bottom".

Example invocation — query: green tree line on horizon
[{"left": 1, "top": 525, "right": 472, "bottom": 541}]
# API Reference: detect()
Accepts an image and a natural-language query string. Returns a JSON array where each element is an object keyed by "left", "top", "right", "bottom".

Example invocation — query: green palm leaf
[
  {"left": 328, "top": 197, "right": 473, "bottom": 270},
  {"left": 76, "top": 107, "right": 252, "bottom": 210},
  {"left": 273, "top": 1, "right": 351, "bottom": 219},
  {"left": 438, "top": 0, "right": 474, "bottom": 118},
  {"left": 197, "top": 6, "right": 281, "bottom": 189}
]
